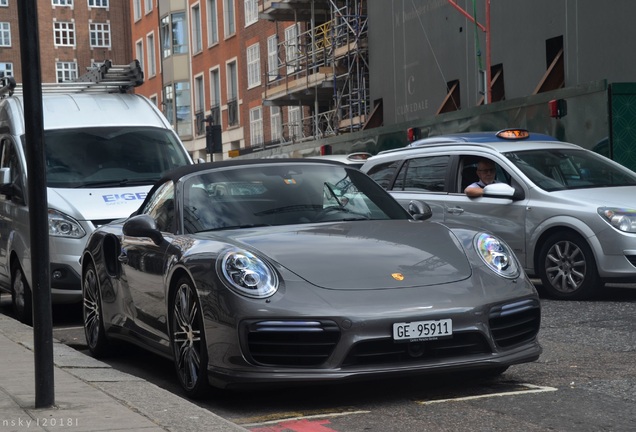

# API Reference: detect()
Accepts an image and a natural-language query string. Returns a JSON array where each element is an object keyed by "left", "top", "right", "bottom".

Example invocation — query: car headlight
[
  {"left": 48, "top": 209, "right": 86, "bottom": 238},
  {"left": 219, "top": 249, "right": 278, "bottom": 298},
  {"left": 598, "top": 207, "right": 636, "bottom": 233},
  {"left": 474, "top": 233, "right": 519, "bottom": 278}
]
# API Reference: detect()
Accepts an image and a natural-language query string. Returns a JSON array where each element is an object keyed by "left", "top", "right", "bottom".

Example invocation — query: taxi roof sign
[{"left": 496, "top": 129, "right": 530, "bottom": 140}]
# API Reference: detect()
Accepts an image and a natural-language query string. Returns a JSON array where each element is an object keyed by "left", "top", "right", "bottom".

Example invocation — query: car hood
[
  {"left": 47, "top": 186, "right": 150, "bottom": 221},
  {"left": 219, "top": 220, "right": 472, "bottom": 290},
  {"left": 550, "top": 186, "right": 636, "bottom": 207}
]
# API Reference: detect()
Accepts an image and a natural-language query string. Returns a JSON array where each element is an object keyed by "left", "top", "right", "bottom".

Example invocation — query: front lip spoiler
[{"left": 206, "top": 341, "right": 542, "bottom": 390}]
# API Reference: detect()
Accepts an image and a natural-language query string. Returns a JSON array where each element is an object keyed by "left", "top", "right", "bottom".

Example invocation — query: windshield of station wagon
[
  {"left": 504, "top": 149, "right": 636, "bottom": 191},
  {"left": 33, "top": 126, "right": 190, "bottom": 188},
  {"left": 182, "top": 164, "right": 410, "bottom": 233}
]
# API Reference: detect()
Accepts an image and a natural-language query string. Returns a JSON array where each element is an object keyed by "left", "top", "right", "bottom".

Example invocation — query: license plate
[{"left": 392, "top": 319, "right": 453, "bottom": 341}]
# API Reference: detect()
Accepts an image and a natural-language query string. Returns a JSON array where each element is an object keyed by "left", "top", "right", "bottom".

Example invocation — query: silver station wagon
[{"left": 361, "top": 129, "right": 636, "bottom": 300}]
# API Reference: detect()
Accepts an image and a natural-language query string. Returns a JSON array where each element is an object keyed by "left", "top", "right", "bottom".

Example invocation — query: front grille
[
  {"left": 489, "top": 299, "right": 541, "bottom": 348},
  {"left": 342, "top": 332, "right": 491, "bottom": 367},
  {"left": 246, "top": 320, "right": 341, "bottom": 367}
]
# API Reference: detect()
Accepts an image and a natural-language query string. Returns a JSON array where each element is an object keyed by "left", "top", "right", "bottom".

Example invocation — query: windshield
[
  {"left": 504, "top": 149, "right": 636, "bottom": 191},
  {"left": 34, "top": 126, "right": 191, "bottom": 188},
  {"left": 182, "top": 163, "right": 410, "bottom": 233}
]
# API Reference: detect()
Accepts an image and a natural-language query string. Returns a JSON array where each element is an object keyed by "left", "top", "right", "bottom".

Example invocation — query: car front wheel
[
  {"left": 11, "top": 263, "right": 32, "bottom": 325},
  {"left": 537, "top": 232, "right": 599, "bottom": 300},
  {"left": 171, "top": 277, "right": 210, "bottom": 399},
  {"left": 83, "top": 262, "right": 110, "bottom": 357}
]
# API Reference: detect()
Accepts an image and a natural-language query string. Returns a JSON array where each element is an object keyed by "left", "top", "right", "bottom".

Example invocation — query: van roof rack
[{"left": 0, "top": 60, "right": 144, "bottom": 98}]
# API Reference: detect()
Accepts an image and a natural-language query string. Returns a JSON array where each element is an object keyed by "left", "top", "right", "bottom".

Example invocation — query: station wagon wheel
[
  {"left": 170, "top": 277, "right": 210, "bottom": 399},
  {"left": 537, "top": 232, "right": 599, "bottom": 300},
  {"left": 11, "top": 263, "right": 32, "bottom": 325},
  {"left": 82, "top": 262, "right": 110, "bottom": 357}
]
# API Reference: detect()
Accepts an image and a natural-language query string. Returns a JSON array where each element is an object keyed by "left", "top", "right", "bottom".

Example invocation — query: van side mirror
[
  {"left": 408, "top": 200, "right": 433, "bottom": 221},
  {"left": 0, "top": 167, "right": 13, "bottom": 197}
]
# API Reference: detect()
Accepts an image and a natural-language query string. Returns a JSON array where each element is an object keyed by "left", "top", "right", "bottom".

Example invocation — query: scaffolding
[{"left": 260, "top": 0, "right": 369, "bottom": 147}]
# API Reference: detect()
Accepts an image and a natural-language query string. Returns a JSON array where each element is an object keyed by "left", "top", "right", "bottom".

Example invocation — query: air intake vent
[
  {"left": 342, "top": 332, "right": 491, "bottom": 367},
  {"left": 489, "top": 299, "right": 541, "bottom": 348},
  {"left": 245, "top": 320, "right": 340, "bottom": 367}
]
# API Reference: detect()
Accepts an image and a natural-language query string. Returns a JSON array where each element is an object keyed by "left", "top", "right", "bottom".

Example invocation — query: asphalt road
[{"left": 2, "top": 285, "right": 635, "bottom": 432}]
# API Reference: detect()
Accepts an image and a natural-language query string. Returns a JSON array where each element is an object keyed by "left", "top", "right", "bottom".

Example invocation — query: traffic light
[{"left": 205, "top": 116, "right": 222, "bottom": 153}]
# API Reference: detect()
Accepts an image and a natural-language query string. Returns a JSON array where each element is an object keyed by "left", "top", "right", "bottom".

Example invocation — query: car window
[
  {"left": 182, "top": 164, "right": 410, "bottom": 233},
  {"left": 0, "top": 138, "right": 25, "bottom": 204},
  {"left": 365, "top": 160, "right": 401, "bottom": 189},
  {"left": 141, "top": 180, "right": 175, "bottom": 233},
  {"left": 394, "top": 155, "right": 449, "bottom": 192},
  {"left": 504, "top": 149, "right": 636, "bottom": 191}
]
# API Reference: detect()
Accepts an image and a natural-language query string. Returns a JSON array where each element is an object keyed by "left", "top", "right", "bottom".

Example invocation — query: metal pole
[
  {"left": 17, "top": 0, "right": 55, "bottom": 408},
  {"left": 486, "top": 0, "right": 492, "bottom": 104}
]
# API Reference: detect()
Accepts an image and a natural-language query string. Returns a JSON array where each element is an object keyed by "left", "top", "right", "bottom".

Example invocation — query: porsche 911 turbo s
[{"left": 81, "top": 159, "right": 541, "bottom": 398}]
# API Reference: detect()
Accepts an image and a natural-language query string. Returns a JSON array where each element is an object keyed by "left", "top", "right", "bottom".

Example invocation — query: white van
[{"left": 0, "top": 69, "right": 193, "bottom": 324}]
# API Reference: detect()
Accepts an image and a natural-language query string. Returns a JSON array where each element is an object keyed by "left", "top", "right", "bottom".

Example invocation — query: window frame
[
  {"left": 89, "top": 22, "right": 111, "bottom": 48},
  {"left": 246, "top": 43, "right": 261, "bottom": 88},
  {"left": 0, "top": 22, "right": 10, "bottom": 47},
  {"left": 53, "top": 21, "right": 75, "bottom": 47}
]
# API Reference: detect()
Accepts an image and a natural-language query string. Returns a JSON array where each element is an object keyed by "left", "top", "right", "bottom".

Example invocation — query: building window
[
  {"left": 209, "top": 68, "right": 221, "bottom": 125},
  {"left": 250, "top": 107, "right": 263, "bottom": 147},
  {"left": 56, "top": 61, "right": 78, "bottom": 83},
  {"left": 54, "top": 22, "right": 75, "bottom": 47},
  {"left": 52, "top": 0, "right": 73, "bottom": 6},
  {"left": 0, "top": 0, "right": 8, "bottom": 6},
  {"left": 160, "top": 12, "right": 187, "bottom": 58},
  {"left": 226, "top": 60, "right": 238, "bottom": 126},
  {"left": 144, "top": 0, "right": 152, "bottom": 14},
  {"left": 133, "top": 0, "right": 142, "bottom": 21},
  {"left": 135, "top": 40, "right": 144, "bottom": 72},
  {"left": 284, "top": 24, "right": 300, "bottom": 73},
  {"left": 247, "top": 43, "right": 260, "bottom": 88},
  {"left": 146, "top": 32, "right": 156, "bottom": 77},
  {"left": 0, "top": 62, "right": 13, "bottom": 77},
  {"left": 89, "top": 23, "right": 110, "bottom": 48},
  {"left": 206, "top": 0, "right": 218, "bottom": 46},
  {"left": 175, "top": 81, "right": 192, "bottom": 137},
  {"left": 270, "top": 106, "right": 281, "bottom": 142},
  {"left": 0, "top": 23, "right": 10, "bottom": 47},
  {"left": 88, "top": 0, "right": 109, "bottom": 7},
  {"left": 223, "top": 0, "right": 235, "bottom": 37},
  {"left": 163, "top": 84, "right": 174, "bottom": 126},
  {"left": 244, "top": 0, "right": 258, "bottom": 26},
  {"left": 194, "top": 75, "right": 205, "bottom": 135},
  {"left": 267, "top": 35, "right": 279, "bottom": 81},
  {"left": 288, "top": 106, "right": 301, "bottom": 140},
  {"left": 191, "top": 4, "right": 202, "bottom": 54}
]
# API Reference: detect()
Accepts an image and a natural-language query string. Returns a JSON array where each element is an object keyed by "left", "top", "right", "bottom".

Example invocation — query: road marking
[
  {"left": 242, "top": 410, "right": 370, "bottom": 428},
  {"left": 415, "top": 383, "right": 557, "bottom": 405}
]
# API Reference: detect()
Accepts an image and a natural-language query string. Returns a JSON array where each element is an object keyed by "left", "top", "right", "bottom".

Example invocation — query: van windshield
[{"left": 31, "top": 126, "right": 191, "bottom": 188}]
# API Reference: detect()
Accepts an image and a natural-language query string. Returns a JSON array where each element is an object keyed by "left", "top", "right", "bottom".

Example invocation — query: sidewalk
[{"left": 0, "top": 314, "right": 248, "bottom": 432}]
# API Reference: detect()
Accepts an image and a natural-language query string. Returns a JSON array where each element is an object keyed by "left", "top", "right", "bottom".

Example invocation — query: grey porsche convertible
[{"left": 81, "top": 159, "right": 541, "bottom": 398}]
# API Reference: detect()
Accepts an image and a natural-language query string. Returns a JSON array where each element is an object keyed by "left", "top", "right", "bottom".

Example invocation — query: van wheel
[
  {"left": 537, "top": 232, "right": 598, "bottom": 300},
  {"left": 11, "top": 263, "right": 33, "bottom": 325}
]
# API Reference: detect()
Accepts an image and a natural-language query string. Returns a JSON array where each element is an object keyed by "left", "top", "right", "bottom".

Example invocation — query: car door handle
[{"left": 447, "top": 207, "right": 465, "bottom": 215}]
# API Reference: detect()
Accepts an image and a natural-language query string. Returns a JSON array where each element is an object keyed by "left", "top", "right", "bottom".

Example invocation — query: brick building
[{"left": 0, "top": 0, "right": 131, "bottom": 83}]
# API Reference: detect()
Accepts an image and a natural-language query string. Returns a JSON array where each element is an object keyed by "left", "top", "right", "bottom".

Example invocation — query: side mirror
[
  {"left": 0, "top": 167, "right": 13, "bottom": 198},
  {"left": 408, "top": 200, "right": 433, "bottom": 221},
  {"left": 122, "top": 214, "right": 163, "bottom": 245},
  {"left": 483, "top": 183, "right": 524, "bottom": 201}
]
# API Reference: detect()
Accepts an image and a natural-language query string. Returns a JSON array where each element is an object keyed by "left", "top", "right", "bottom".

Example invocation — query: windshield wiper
[{"left": 77, "top": 178, "right": 158, "bottom": 188}]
